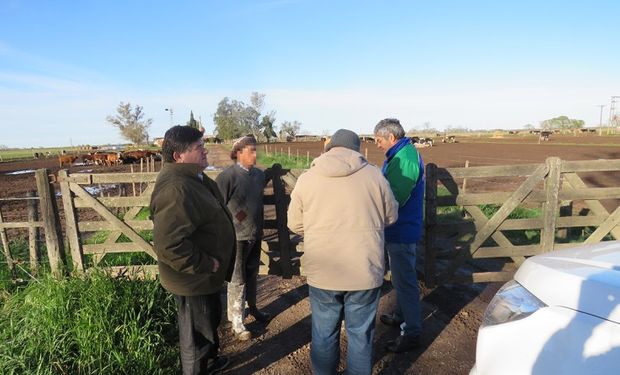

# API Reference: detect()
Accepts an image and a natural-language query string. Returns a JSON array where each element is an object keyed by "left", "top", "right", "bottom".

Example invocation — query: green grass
[
  {"left": 0, "top": 272, "right": 178, "bottom": 374},
  {"left": 0, "top": 147, "right": 79, "bottom": 162},
  {"left": 258, "top": 152, "right": 313, "bottom": 169},
  {"left": 82, "top": 207, "right": 156, "bottom": 267}
]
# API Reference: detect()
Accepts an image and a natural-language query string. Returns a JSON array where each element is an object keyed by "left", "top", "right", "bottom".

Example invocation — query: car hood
[{"left": 515, "top": 241, "right": 620, "bottom": 324}]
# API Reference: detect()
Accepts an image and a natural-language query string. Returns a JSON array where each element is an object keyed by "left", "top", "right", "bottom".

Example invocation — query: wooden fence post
[
  {"left": 35, "top": 169, "right": 64, "bottom": 278},
  {"left": 0, "top": 204, "right": 15, "bottom": 276},
  {"left": 58, "top": 169, "right": 85, "bottom": 273},
  {"left": 272, "top": 164, "right": 293, "bottom": 279},
  {"left": 541, "top": 157, "right": 561, "bottom": 253},
  {"left": 27, "top": 191, "right": 40, "bottom": 276},
  {"left": 424, "top": 163, "right": 438, "bottom": 287}
]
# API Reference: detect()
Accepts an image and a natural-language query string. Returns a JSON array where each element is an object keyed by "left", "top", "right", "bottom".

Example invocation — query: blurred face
[
  {"left": 374, "top": 133, "right": 397, "bottom": 153},
  {"left": 174, "top": 139, "right": 208, "bottom": 168},
  {"left": 237, "top": 144, "right": 257, "bottom": 169}
]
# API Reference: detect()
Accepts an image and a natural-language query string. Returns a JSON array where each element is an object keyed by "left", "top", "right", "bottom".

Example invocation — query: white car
[{"left": 471, "top": 241, "right": 620, "bottom": 374}]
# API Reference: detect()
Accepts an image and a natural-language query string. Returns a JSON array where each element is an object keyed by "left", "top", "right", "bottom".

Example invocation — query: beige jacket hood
[{"left": 287, "top": 147, "right": 398, "bottom": 291}]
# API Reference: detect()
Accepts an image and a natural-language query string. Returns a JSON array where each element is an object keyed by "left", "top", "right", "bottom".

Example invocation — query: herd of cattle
[{"left": 58, "top": 150, "right": 161, "bottom": 167}]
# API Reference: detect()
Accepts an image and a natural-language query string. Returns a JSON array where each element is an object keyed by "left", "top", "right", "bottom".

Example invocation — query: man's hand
[{"left": 211, "top": 256, "right": 220, "bottom": 272}]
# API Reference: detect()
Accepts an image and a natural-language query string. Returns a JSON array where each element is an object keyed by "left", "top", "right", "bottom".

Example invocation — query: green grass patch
[
  {"left": 0, "top": 272, "right": 178, "bottom": 374},
  {"left": 258, "top": 152, "right": 312, "bottom": 169}
]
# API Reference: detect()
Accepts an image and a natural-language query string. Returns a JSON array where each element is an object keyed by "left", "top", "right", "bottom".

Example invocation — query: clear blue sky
[{"left": 1, "top": 0, "right": 619, "bottom": 147}]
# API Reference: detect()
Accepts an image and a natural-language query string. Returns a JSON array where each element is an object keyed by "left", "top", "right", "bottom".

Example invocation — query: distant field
[{"left": 0, "top": 147, "right": 78, "bottom": 162}]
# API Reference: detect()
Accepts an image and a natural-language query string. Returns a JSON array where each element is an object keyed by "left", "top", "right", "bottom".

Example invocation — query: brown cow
[
  {"left": 58, "top": 154, "right": 78, "bottom": 167},
  {"left": 105, "top": 152, "right": 122, "bottom": 166},
  {"left": 91, "top": 152, "right": 109, "bottom": 166}
]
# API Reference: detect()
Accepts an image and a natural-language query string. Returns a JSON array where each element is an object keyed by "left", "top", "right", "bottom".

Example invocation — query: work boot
[
  {"left": 380, "top": 313, "right": 404, "bottom": 327},
  {"left": 386, "top": 334, "right": 422, "bottom": 353},
  {"left": 249, "top": 305, "right": 272, "bottom": 322},
  {"left": 233, "top": 327, "right": 252, "bottom": 341}
]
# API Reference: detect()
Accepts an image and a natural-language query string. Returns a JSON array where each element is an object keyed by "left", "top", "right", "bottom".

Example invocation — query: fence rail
[
  {"left": 2, "top": 158, "right": 618, "bottom": 287},
  {"left": 424, "top": 157, "right": 620, "bottom": 286}
]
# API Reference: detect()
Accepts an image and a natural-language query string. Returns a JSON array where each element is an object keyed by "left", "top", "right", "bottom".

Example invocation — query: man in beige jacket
[{"left": 288, "top": 129, "right": 398, "bottom": 375}]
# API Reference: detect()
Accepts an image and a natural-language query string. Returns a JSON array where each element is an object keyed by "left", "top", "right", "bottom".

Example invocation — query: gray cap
[{"left": 325, "top": 129, "right": 361, "bottom": 152}]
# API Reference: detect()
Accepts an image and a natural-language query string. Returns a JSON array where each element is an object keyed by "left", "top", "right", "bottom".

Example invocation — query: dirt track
[{"left": 1, "top": 136, "right": 619, "bottom": 374}]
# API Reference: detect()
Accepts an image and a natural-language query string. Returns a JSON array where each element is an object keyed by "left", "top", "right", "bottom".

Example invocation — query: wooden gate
[
  {"left": 424, "top": 157, "right": 620, "bottom": 287},
  {"left": 57, "top": 165, "right": 301, "bottom": 278}
]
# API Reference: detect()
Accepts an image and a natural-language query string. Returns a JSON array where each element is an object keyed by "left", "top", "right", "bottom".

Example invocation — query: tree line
[{"left": 106, "top": 93, "right": 301, "bottom": 145}]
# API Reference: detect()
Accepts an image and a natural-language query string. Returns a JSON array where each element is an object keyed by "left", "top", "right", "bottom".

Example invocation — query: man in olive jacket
[{"left": 150, "top": 125, "right": 236, "bottom": 375}]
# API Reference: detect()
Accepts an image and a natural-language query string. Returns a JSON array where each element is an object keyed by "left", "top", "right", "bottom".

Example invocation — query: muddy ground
[{"left": 1, "top": 136, "right": 619, "bottom": 374}]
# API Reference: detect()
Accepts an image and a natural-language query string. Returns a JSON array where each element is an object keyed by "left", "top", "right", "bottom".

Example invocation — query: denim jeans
[
  {"left": 385, "top": 242, "right": 422, "bottom": 337},
  {"left": 309, "top": 286, "right": 381, "bottom": 375}
]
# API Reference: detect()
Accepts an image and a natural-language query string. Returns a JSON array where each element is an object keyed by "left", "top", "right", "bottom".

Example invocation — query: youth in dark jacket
[
  {"left": 150, "top": 126, "right": 235, "bottom": 375},
  {"left": 216, "top": 135, "right": 271, "bottom": 341}
]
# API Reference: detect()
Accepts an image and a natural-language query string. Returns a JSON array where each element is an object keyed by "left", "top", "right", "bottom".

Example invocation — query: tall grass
[{"left": 0, "top": 272, "right": 178, "bottom": 374}]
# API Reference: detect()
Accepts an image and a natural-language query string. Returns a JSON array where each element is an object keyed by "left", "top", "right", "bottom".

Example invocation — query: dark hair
[
  {"left": 162, "top": 125, "right": 204, "bottom": 163},
  {"left": 230, "top": 134, "right": 257, "bottom": 160},
  {"left": 374, "top": 118, "right": 405, "bottom": 140}
]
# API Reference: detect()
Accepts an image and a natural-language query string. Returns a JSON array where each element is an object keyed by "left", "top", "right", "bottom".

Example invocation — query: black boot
[{"left": 249, "top": 305, "right": 272, "bottom": 322}]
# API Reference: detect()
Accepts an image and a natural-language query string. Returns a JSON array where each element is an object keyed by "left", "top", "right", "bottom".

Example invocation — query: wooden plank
[
  {"left": 472, "top": 244, "right": 542, "bottom": 258},
  {"left": 436, "top": 164, "right": 540, "bottom": 179},
  {"left": 27, "top": 191, "right": 40, "bottom": 276},
  {"left": 583, "top": 207, "right": 620, "bottom": 244},
  {"left": 558, "top": 187, "right": 620, "bottom": 201},
  {"left": 468, "top": 163, "right": 548, "bottom": 256},
  {"left": 83, "top": 243, "right": 153, "bottom": 254},
  {"left": 281, "top": 173, "right": 298, "bottom": 190},
  {"left": 74, "top": 196, "right": 150, "bottom": 208},
  {"left": 563, "top": 173, "right": 620, "bottom": 240},
  {"left": 91, "top": 173, "right": 159, "bottom": 184},
  {"left": 0, "top": 221, "right": 44, "bottom": 229},
  {"left": 36, "top": 169, "right": 64, "bottom": 278},
  {"left": 562, "top": 159, "right": 620, "bottom": 173},
  {"left": 437, "top": 191, "right": 547, "bottom": 206},
  {"left": 424, "top": 163, "right": 438, "bottom": 287},
  {"left": 541, "top": 157, "right": 562, "bottom": 253},
  {"left": 69, "top": 182, "right": 157, "bottom": 259},
  {"left": 464, "top": 206, "right": 525, "bottom": 266},
  {"left": 79, "top": 220, "right": 153, "bottom": 232},
  {"left": 0, "top": 206, "right": 14, "bottom": 275},
  {"left": 59, "top": 170, "right": 85, "bottom": 272}
]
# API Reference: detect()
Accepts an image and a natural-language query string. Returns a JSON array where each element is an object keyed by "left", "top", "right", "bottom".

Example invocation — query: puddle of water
[
  {"left": 205, "top": 166, "right": 222, "bottom": 171},
  {"left": 77, "top": 169, "right": 94, "bottom": 173},
  {"left": 84, "top": 184, "right": 118, "bottom": 196},
  {"left": 5, "top": 169, "right": 35, "bottom": 175}
]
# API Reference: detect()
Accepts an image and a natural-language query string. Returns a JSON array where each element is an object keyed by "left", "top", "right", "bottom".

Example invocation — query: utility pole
[
  {"left": 609, "top": 96, "right": 619, "bottom": 135},
  {"left": 597, "top": 104, "right": 606, "bottom": 136},
  {"left": 165, "top": 108, "right": 174, "bottom": 126}
]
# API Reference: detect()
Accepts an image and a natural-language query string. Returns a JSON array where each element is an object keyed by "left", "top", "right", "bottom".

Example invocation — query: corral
[{"left": 1, "top": 134, "right": 619, "bottom": 374}]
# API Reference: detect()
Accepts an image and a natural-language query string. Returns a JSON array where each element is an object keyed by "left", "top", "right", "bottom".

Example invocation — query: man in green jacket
[{"left": 150, "top": 125, "right": 236, "bottom": 375}]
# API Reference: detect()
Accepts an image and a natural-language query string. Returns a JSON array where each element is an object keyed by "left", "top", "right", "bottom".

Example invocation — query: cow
[
  {"left": 410, "top": 137, "right": 433, "bottom": 148},
  {"left": 121, "top": 150, "right": 155, "bottom": 164},
  {"left": 105, "top": 152, "right": 122, "bottom": 166},
  {"left": 58, "top": 154, "right": 78, "bottom": 167},
  {"left": 91, "top": 152, "right": 109, "bottom": 166},
  {"left": 539, "top": 131, "right": 552, "bottom": 141}
]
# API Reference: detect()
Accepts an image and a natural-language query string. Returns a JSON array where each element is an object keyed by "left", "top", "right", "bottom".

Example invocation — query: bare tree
[{"left": 106, "top": 102, "right": 152, "bottom": 145}]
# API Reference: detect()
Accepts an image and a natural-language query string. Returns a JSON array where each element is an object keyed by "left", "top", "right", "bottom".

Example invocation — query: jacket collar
[
  {"left": 161, "top": 162, "right": 204, "bottom": 180},
  {"left": 385, "top": 137, "right": 410, "bottom": 162}
]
